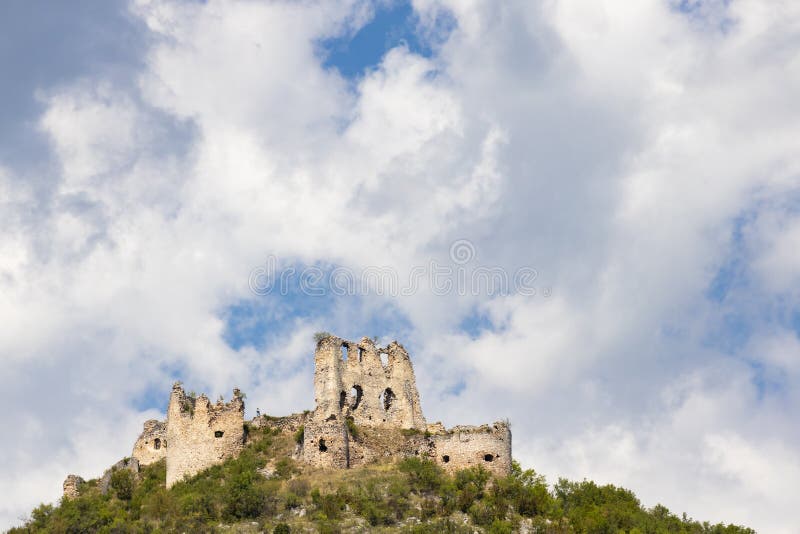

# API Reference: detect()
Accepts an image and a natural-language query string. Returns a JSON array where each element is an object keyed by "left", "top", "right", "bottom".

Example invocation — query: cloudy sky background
[{"left": 2, "top": 0, "right": 799, "bottom": 531}]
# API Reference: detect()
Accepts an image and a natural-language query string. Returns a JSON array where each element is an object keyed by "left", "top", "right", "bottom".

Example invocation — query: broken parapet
[
  {"left": 132, "top": 419, "right": 167, "bottom": 466},
  {"left": 62, "top": 475, "right": 84, "bottom": 499},
  {"left": 165, "top": 383, "right": 245, "bottom": 488}
]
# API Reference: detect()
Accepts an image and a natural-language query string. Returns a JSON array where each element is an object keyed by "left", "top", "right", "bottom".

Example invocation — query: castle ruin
[
  {"left": 65, "top": 334, "right": 511, "bottom": 495},
  {"left": 131, "top": 419, "right": 167, "bottom": 466},
  {"left": 302, "top": 336, "right": 511, "bottom": 475},
  {"left": 164, "top": 384, "right": 246, "bottom": 487}
]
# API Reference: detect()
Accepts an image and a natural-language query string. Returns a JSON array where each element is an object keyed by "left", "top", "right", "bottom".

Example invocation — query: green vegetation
[
  {"left": 10, "top": 428, "right": 755, "bottom": 533},
  {"left": 400, "top": 427, "right": 432, "bottom": 439},
  {"left": 314, "top": 331, "right": 333, "bottom": 343},
  {"left": 345, "top": 417, "right": 359, "bottom": 439}
]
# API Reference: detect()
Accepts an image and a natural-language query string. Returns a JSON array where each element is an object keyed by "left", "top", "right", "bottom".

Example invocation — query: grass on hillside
[{"left": 9, "top": 425, "right": 755, "bottom": 533}]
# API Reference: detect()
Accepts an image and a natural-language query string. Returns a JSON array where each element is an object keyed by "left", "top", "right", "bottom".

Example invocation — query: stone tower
[
  {"left": 165, "top": 383, "right": 245, "bottom": 488},
  {"left": 304, "top": 335, "right": 427, "bottom": 468},
  {"left": 313, "top": 336, "right": 426, "bottom": 429}
]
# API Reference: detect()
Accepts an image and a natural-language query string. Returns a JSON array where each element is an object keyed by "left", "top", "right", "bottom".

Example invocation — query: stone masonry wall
[
  {"left": 314, "top": 336, "right": 426, "bottom": 430},
  {"left": 165, "top": 383, "right": 245, "bottom": 488},
  {"left": 67, "top": 334, "right": 512, "bottom": 492},
  {"left": 431, "top": 422, "right": 512, "bottom": 476},
  {"left": 131, "top": 419, "right": 167, "bottom": 466},
  {"left": 62, "top": 475, "right": 84, "bottom": 499},
  {"left": 304, "top": 336, "right": 427, "bottom": 468},
  {"left": 302, "top": 335, "right": 511, "bottom": 475}
]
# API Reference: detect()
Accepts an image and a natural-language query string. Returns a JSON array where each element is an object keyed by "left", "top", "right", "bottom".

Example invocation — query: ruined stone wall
[
  {"left": 132, "top": 419, "right": 167, "bottom": 466},
  {"left": 303, "top": 418, "right": 350, "bottom": 469},
  {"left": 304, "top": 336, "right": 427, "bottom": 468},
  {"left": 165, "top": 383, "right": 245, "bottom": 488},
  {"left": 69, "top": 334, "right": 512, "bottom": 492},
  {"left": 431, "top": 422, "right": 512, "bottom": 476},
  {"left": 62, "top": 475, "right": 84, "bottom": 499},
  {"left": 250, "top": 412, "right": 308, "bottom": 435},
  {"left": 313, "top": 336, "right": 426, "bottom": 429}
]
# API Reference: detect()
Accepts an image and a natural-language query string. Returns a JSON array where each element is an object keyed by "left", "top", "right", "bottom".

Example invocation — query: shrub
[
  {"left": 399, "top": 457, "right": 444, "bottom": 493},
  {"left": 274, "top": 457, "right": 298, "bottom": 478},
  {"left": 319, "top": 492, "right": 345, "bottom": 520},
  {"left": 487, "top": 519, "right": 514, "bottom": 534},
  {"left": 345, "top": 417, "right": 359, "bottom": 439},
  {"left": 110, "top": 469, "right": 134, "bottom": 501},
  {"left": 287, "top": 478, "right": 310, "bottom": 497},
  {"left": 497, "top": 462, "right": 553, "bottom": 517},
  {"left": 273, "top": 523, "right": 291, "bottom": 534},
  {"left": 225, "top": 468, "right": 270, "bottom": 519},
  {"left": 294, "top": 425, "right": 305, "bottom": 445},
  {"left": 283, "top": 492, "right": 301, "bottom": 509},
  {"left": 454, "top": 467, "right": 490, "bottom": 512},
  {"left": 314, "top": 332, "right": 333, "bottom": 343}
]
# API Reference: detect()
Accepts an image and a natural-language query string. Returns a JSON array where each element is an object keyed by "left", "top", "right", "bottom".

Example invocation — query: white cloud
[{"left": 2, "top": 0, "right": 800, "bottom": 531}]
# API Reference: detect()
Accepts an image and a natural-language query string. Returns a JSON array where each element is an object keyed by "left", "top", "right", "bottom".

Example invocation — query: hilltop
[
  {"left": 9, "top": 422, "right": 754, "bottom": 533},
  {"left": 9, "top": 335, "right": 755, "bottom": 533}
]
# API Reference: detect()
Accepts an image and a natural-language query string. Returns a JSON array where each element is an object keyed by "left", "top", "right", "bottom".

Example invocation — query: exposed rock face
[
  {"left": 99, "top": 457, "right": 139, "bottom": 495},
  {"left": 62, "top": 474, "right": 84, "bottom": 499},
  {"left": 165, "top": 383, "right": 245, "bottom": 488},
  {"left": 303, "top": 335, "right": 511, "bottom": 475},
  {"left": 132, "top": 419, "right": 167, "bottom": 466}
]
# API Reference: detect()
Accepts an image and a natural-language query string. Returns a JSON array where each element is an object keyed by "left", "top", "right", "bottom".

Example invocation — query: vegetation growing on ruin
[
  {"left": 10, "top": 427, "right": 755, "bottom": 533},
  {"left": 314, "top": 331, "right": 333, "bottom": 343}
]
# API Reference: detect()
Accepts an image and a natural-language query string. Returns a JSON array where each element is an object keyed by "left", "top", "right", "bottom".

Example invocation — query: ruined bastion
[{"left": 63, "top": 334, "right": 511, "bottom": 495}]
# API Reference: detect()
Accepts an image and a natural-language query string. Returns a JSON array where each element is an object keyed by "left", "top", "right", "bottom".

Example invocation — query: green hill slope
[{"left": 10, "top": 425, "right": 754, "bottom": 533}]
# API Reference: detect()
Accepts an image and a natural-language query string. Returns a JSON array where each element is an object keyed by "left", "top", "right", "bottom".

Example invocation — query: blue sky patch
[
  {"left": 459, "top": 308, "right": 495, "bottom": 339},
  {"left": 319, "top": 0, "right": 455, "bottom": 78},
  {"left": 222, "top": 261, "right": 415, "bottom": 352}
]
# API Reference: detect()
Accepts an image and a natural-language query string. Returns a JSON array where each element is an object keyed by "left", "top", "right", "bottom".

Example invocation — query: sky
[{"left": 1, "top": 0, "right": 799, "bottom": 531}]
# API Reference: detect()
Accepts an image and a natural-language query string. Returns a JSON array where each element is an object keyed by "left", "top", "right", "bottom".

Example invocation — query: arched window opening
[
  {"left": 358, "top": 347, "right": 365, "bottom": 362},
  {"left": 379, "top": 351, "right": 389, "bottom": 368},
  {"left": 484, "top": 454, "right": 494, "bottom": 462},
  {"left": 319, "top": 439, "right": 328, "bottom": 452},
  {"left": 214, "top": 430, "right": 224, "bottom": 438},
  {"left": 339, "top": 391, "right": 347, "bottom": 409},
  {"left": 351, "top": 385, "right": 363, "bottom": 410},
  {"left": 442, "top": 455, "right": 450, "bottom": 463},
  {"left": 341, "top": 344, "right": 348, "bottom": 361},
  {"left": 381, "top": 388, "right": 396, "bottom": 411},
  {"left": 153, "top": 438, "right": 161, "bottom": 450}
]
